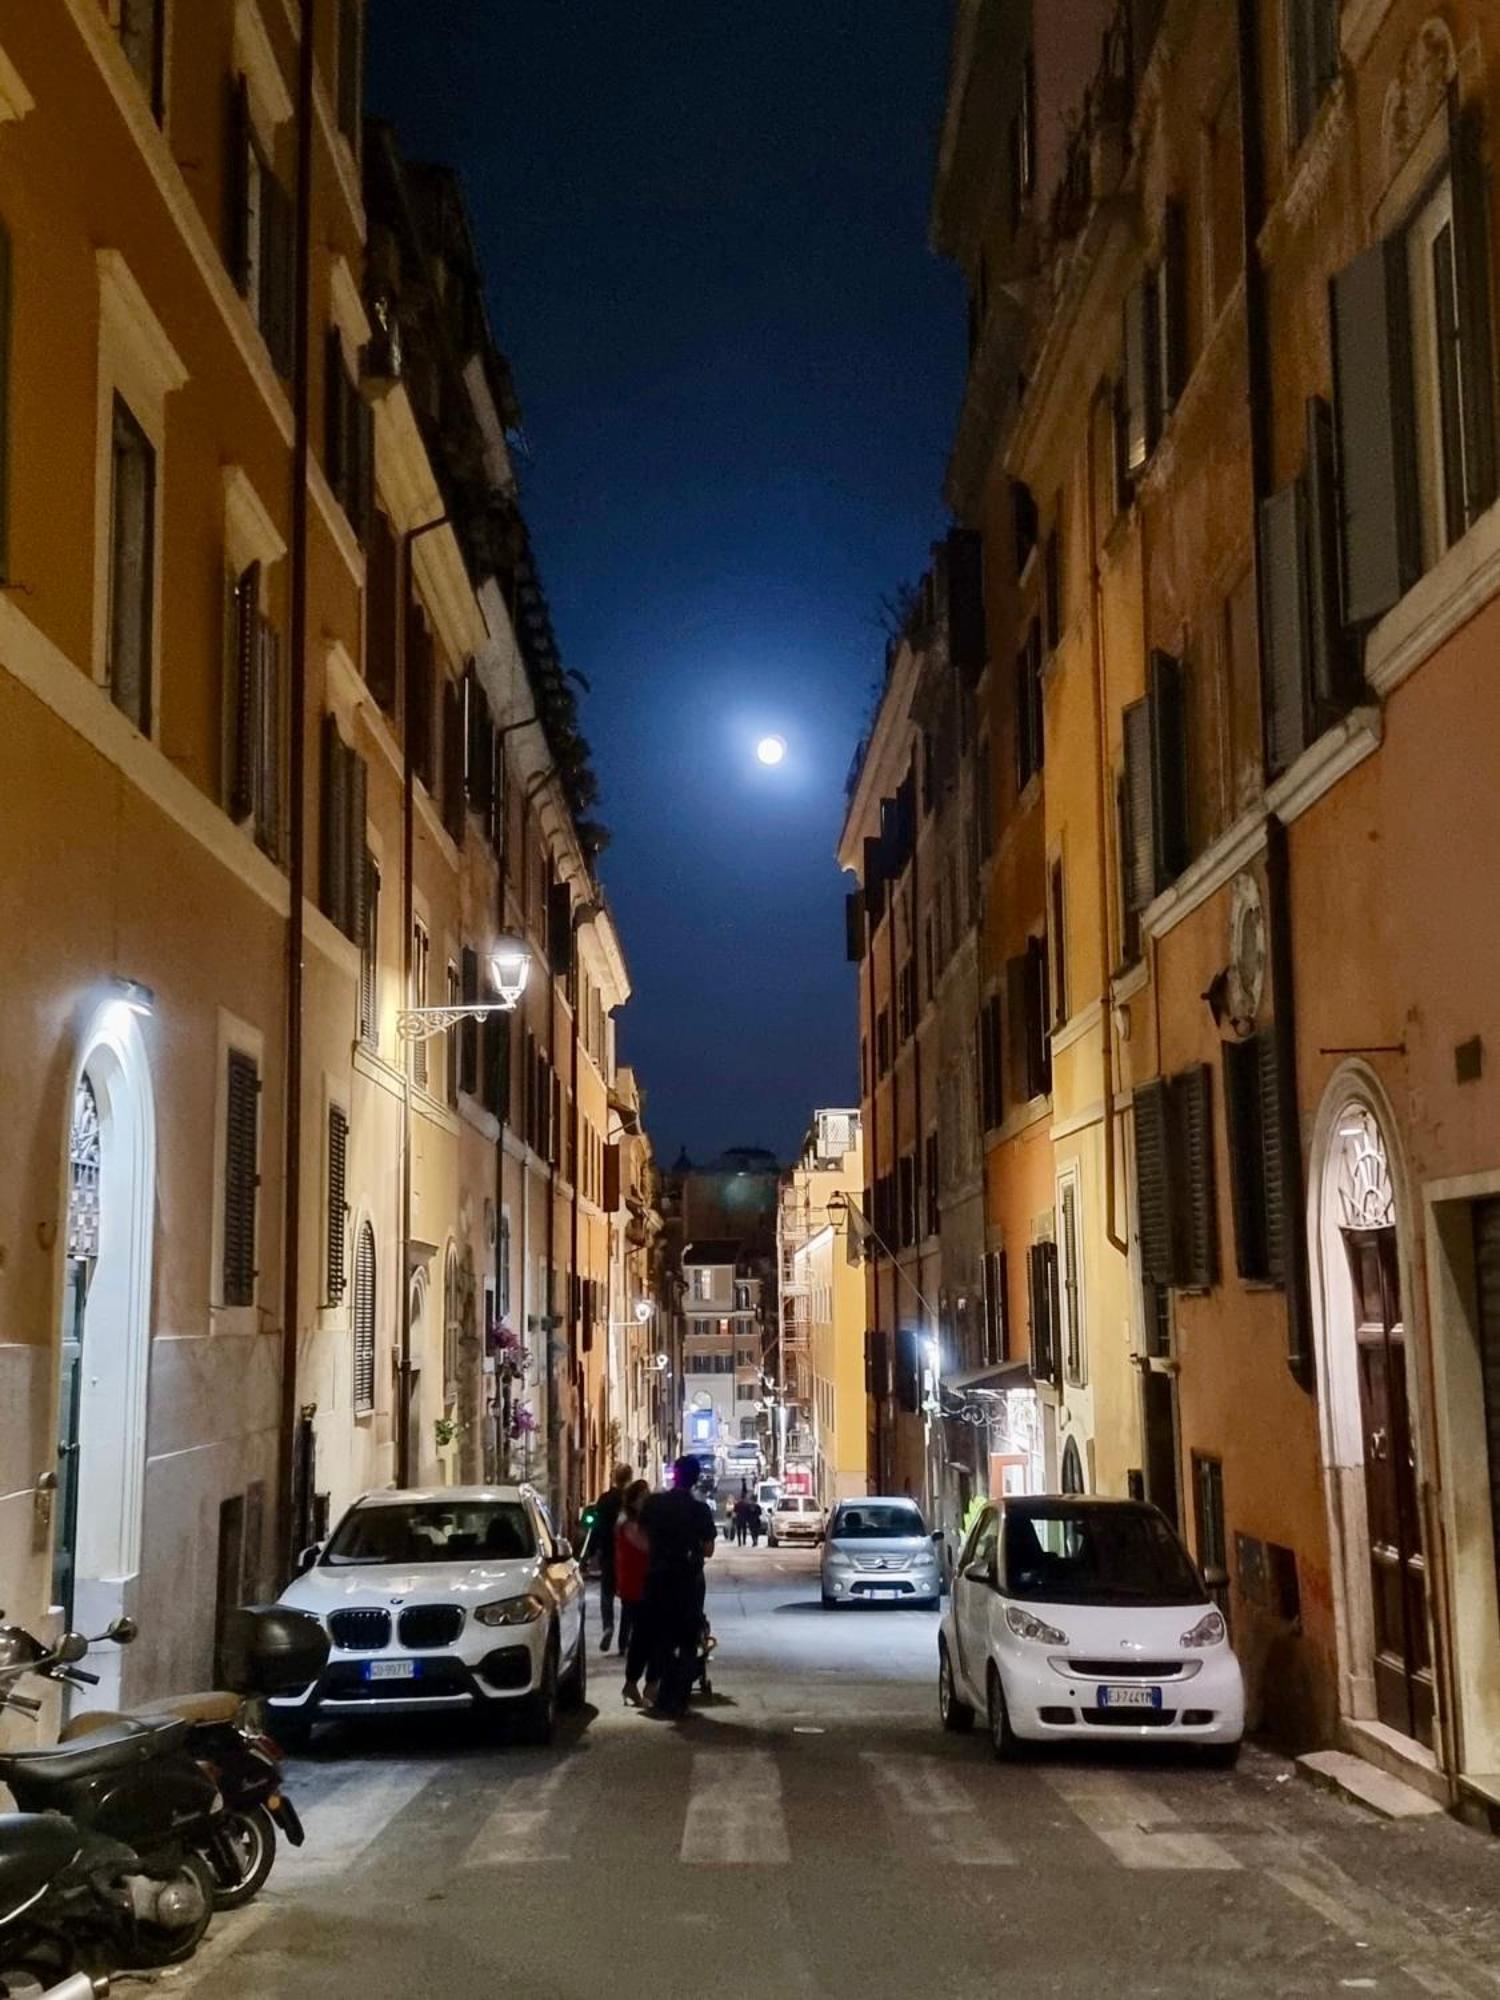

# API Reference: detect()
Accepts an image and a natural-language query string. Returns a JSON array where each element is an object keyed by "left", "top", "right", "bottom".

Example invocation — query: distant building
[{"left": 780, "top": 1111, "right": 867, "bottom": 1504}]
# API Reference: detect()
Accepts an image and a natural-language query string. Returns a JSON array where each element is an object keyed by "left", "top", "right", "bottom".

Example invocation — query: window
[
  {"left": 225, "top": 563, "right": 282, "bottom": 858},
  {"left": 1015, "top": 618, "right": 1044, "bottom": 790},
  {"left": 228, "top": 79, "right": 294, "bottom": 377},
  {"left": 979, "top": 991, "right": 1004, "bottom": 1133},
  {"left": 1330, "top": 96, "right": 1495, "bottom": 626},
  {"left": 481, "top": 995, "right": 509, "bottom": 1122},
  {"left": 498, "top": 1211, "right": 512, "bottom": 1318},
  {"left": 352, "top": 1221, "right": 376, "bottom": 1415},
  {"left": 1133, "top": 1066, "right": 1218, "bottom": 1290},
  {"left": 113, "top": 0, "right": 165, "bottom": 119},
  {"left": 320, "top": 717, "right": 366, "bottom": 943},
  {"left": 336, "top": 0, "right": 363, "bottom": 150},
  {"left": 1059, "top": 1176, "right": 1085, "bottom": 1385},
  {"left": 358, "top": 854, "right": 380, "bottom": 1048},
  {"left": 466, "top": 668, "right": 496, "bottom": 821},
  {"left": 1117, "top": 281, "right": 1152, "bottom": 491},
  {"left": 326, "top": 1104, "right": 348, "bottom": 1304},
  {"left": 106, "top": 395, "right": 155, "bottom": 733},
  {"left": 1049, "top": 858, "right": 1067, "bottom": 1028},
  {"left": 1121, "top": 649, "right": 1189, "bottom": 911},
  {"left": 1283, "top": 0, "right": 1338, "bottom": 154},
  {"left": 691, "top": 1267, "right": 711, "bottom": 1302},
  {"left": 405, "top": 586, "right": 437, "bottom": 793},
  {"left": 924, "top": 1130, "right": 940, "bottom": 1237},
  {"left": 458, "top": 947, "right": 479, "bottom": 1097},
  {"left": 1005, "top": 937, "right": 1051, "bottom": 1103},
  {"left": 1115, "top": 779, "right": 1141, "bottom": 968},
  {"left": 324, "top": 329, "right": 372, "bottom": 540},
  {"left": 1193, "top": 1453, "right": 1229, "bottom": 1613},
  {"left": 222, "top": 1048, "right": 260, "bottom": 1308},
  {"left": 1222, "top": 1031, "right": 1285, "bottom": 1284},
  {"left": 982, "top": 1247, "right": 1007, "bottom": 1367},
  {"left": 1027, "top": 1239, "right": 1060, "bottom": 1386}
]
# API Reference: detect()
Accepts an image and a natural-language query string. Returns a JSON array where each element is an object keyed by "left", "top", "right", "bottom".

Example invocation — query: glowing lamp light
[
  {"left": 489, "top": 937, "right": 532, "bottom": 1007},
  {"left": 634, "top": 1299, "right": 654, "bottom": 1323},
  {"left": 756, "top": 734, "right": 787, "bottom": 767}
]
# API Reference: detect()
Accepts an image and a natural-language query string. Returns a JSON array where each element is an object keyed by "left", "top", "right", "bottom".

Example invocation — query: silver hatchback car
[{"left": 820, "top": 1497, "right": 942, "bottom": 1608}]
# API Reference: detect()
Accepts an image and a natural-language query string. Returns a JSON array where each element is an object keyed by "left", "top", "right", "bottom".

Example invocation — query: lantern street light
[{"left": 396, "top": 936, "right": 532, "bottom": 1042}]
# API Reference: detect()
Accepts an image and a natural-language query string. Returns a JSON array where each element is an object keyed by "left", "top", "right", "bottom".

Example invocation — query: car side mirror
[
  {"left": 57, "top": 1631, "right": 90, "bottom": 1665},
  {"left": 961, "top": 1561, "right": 993, "bottom": 1588},
  {"left": 105, "top": 1617, "right": 138, "bottom": 1646},
  {"left": 931, "top": 1530, "right": 943, "bottom": 1544},
  {"left": 296, "top": 1543, "right": 323, "bottom": 1575},
  {"left": 550, "top": 1539, "right": 573, "bottom": 1565}
]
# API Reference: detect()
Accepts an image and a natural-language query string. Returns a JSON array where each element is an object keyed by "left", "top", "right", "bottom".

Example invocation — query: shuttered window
[
  {"left": 226, "top": 563, "right": 259, "bottom": 823},
  {"left": 1330, "top": 237, "right": 1420, "bottom": 625},
  {"left": 441, "top": 676, "right": 466, "bottom": 843},
  {"left": 358, "top": 854, "right": 380, "bottom": 1047},
  {"left": 1122, "top": 700, "right": 1154, "bottom": 917},
  {"left": 0, "top": 218, "right": 11, "bottom": 585},
  {"left": 1121, "top": 277, "right": 1153, "bottom": 481},
  {"left": 925, "top": 1131, "right": 940, "bottom": 1236},
  {"left": 465, "top": 668, "right": 495, "bottom": 816},
  {"left": 1027, "top": 1240, "right": 1060, "bottom": 1386},
  {"left": 982, "top": 1247, "right": 1008, "bottom": 1366},
  {"left": 1133, "top": 1067, "right": 1219, "bottom": 1290},
  {"left": 326, "top": 1104, "right": 349, "bottom": 1304},
  {"left": 1222, "top": 1031, "right": 1285, "bottom": 1284},
  {"left": 1049, "top": 859, "right": 1067, "bottom": 1027},
  {"left": 1042, "top": 526, "right": 1062, "bottom": 651},
  {"left": 445, "top": 962, "right": 461, "bottom": 1108},
  {"left": 1449, "top": 92, "right": 1498, "bottom": 528},
  {"left": 482, "top": 1006, "right": 510, "bottom": 1122},
  {"left": 320, "top": 718, "right": 366, "bottom": 941},
  {"left": 1123, "top": 652, "right": 1190, "bottom": 906},
  {"left": 107, "top": 395, "right": 155, "bottom": 734},
  {"left": 352, "top": 1222, "right": 376, "bottom": 1415},
  {"left": 222, "top": 1049, "right": 260, "bottom": 1308}
]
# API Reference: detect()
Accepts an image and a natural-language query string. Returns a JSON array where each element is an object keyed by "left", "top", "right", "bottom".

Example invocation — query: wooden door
[{"left": 1344, "top": 1228, "right": 1434, "bottom": 1746}]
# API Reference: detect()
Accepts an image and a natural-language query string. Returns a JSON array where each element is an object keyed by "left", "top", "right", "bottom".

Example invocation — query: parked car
[
  {"left": 767, "top": 1494, "right": 824, "bottom": 1547},
  {"left": 820, "top": 1497, "right": 940, "bottom": 1605},
  {"left": 937, "top": 1494, "right": 1245, "bottom": 1763},
  {"left": 271, "top": 1485, "right": 586, "bottom": 1748}
]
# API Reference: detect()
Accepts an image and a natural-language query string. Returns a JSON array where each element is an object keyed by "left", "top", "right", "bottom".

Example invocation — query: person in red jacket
[{"left": 615, "top": 1479, "right": 651, "bottom": 1703}]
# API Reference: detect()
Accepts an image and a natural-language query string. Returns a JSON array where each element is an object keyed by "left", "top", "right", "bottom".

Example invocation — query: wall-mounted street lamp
[
  {"left": 110, "top": 977, "right": 155, "bottom": 1017},
  {"left": 395, "top": 937, "right": 532, "bottom": 1043}
]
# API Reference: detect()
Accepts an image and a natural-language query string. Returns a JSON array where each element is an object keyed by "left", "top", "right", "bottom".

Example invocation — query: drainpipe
[
  {"left": 1236, "top": 0, "right": 1313, "bottom": 1391},
  {"left": 278, "top": 0, "right": 315, "bottom": 1580},
  {"left": 1085, "top": 393, "right": 1129, "bottom": 1259},
  {"left": 862, "top": 891, "right": 882, "bottom": 1491},
  {"left": 396, "top": 511, "right": 450, "bottom": 1490}
]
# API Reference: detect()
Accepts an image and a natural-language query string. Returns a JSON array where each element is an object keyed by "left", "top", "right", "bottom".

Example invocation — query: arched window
[
  {"left": 1060, "top": 1435, "right": 1085, "bottom": 1494},
  {"left": 353, "top": 1222, "right": 376, "bottom": 1415}
]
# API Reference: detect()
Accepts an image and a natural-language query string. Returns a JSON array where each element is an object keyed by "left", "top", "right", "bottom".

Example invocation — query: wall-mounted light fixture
[
  {"left": 111, "top": 977, "right": 155, "bottom": 1017},
  {"left": 396, "top": 935, "right": 532, "bottom": 1043}
]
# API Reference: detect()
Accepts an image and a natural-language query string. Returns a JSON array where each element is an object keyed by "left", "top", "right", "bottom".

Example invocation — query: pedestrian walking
[
  {"left": 614, "top": 1478, "right": 650, "bottom": 1697},
  {"left": 748, "top": 1500, "right": 764, "bottom": 1548},
  {"left": 732, "top": 1496, "right": 749, "bottom": 1546},
  {"left": 632, "top": 1455, "right": 717, "bottom": 1715},
  {"left": 585, "top": 1462, "right": 633, "bottom": 1652}
]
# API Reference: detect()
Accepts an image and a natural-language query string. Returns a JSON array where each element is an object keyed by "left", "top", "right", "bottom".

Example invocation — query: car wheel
[
  {"left": 1204, "top": 1739, "right": 1242, "bottom": 1769},
  {"left": 517, "top": 1634, "right": 560, "bottom": 1745},
  {"left": 559, "top": 1622, "right": 588, "bottom": 1711},
  {"left": 820, "top": 1588, "right": 837, "bottom": 1609},
  {"left": 987, "top": 1663, "right": 1024, "bottom": 1762},
  {"left": 938, "top": 1639, "right": 974, "bottom": 1734}
]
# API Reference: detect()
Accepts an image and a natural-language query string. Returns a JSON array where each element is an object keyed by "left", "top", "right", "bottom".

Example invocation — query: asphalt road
[{"left": 166, "top": 1545, "right": 1500, "bottom": 2000}]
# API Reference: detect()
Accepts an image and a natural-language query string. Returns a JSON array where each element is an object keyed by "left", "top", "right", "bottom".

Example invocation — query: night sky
[{"left": 367, "top": 2, "right": 965, "bottom": 1164}]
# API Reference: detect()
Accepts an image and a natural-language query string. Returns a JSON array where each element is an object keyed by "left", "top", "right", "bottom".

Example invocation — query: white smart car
[
  {"left": 938, "top": 1494, "right": 1244, "bottom": 1763},
  {"left": 271, "top": 1485, "right": 586, "bottom": 1748}
]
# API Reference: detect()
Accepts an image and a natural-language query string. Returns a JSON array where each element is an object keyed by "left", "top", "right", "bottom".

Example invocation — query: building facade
[{"left": 780, "top": 1110, "right": 867, "bottom": 1506}]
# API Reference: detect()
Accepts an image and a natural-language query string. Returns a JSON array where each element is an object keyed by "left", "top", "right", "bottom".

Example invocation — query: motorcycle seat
[
  {"left": 0, "top": 1812, "right": 80, "bottom": 1919},
  {"left": 0, "top": 1717, "right": 190, "bottom": 1794},
  {"left": 59, "top": 1691, "right": 242, "bottom": 1741}
]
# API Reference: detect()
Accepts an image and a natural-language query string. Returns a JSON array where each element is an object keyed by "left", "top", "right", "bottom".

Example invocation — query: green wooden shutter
[
  {"left": 1449, "top": 88, "right": 1498, "bottom": 525},
  {"left": 1256, "top": 1031, "right": 1286, "bottom": 1285},
  {"left": 1148, "top": 649, "right": 1189, "bottom": 888},
  {"left": 1259, "top": 482, "right": 1309, "bottom": 778},
  {"left": 1133, "top": 1080, "right": 1175, "bottom": 1286},
  {"left": 1122, "top": 697, "right": 1155, "bottom": 912},
  {"left": 1177, "top": 1064, "right": 1219, "bottom": 1288},
  {"left": 326, "top": 1105, "right": 349, "bottom": 1304},
  {"left": 222, "top": 1049, "right": 260, "bottom": 1307},
  {"left": 1330, "top": 237, "right": 1420, "bottom": 625}
]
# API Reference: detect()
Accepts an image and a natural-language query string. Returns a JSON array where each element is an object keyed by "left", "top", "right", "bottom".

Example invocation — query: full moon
[{"left": 756, "top": 735, "right": 787, "bottom": 766}]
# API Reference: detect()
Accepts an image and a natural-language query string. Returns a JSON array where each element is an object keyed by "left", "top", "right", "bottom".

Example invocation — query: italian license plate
[
  {"left": 1098, "top": 1684, "right": 1161, "bottom": 1709},
  {"left": 366, "top": 1659, "right": 416, "bottom": 1682}
]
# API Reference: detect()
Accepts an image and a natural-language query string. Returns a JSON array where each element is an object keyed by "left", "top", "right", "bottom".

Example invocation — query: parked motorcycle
[
  {"left": 0, "top": 1625, "right": 217, "bottom": 1972},
  {"left": 0, "top": 1800, "right": 156, "bottom": 1995}
]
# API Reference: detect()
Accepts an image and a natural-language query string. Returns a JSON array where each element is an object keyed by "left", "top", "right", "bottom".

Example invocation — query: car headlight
[
  {"left": 826, "top": 1549, "right": 852, "bottom": 1568},
  {"left": 1180, "top": 1609, "right": 1227, "bottom": 1648},
  {"left": 475, "top": 1593, "right": 548, "bottom": 1628},
  {"left": 1004, "top": 1605, "right": 1069, "bottom": 1646}
]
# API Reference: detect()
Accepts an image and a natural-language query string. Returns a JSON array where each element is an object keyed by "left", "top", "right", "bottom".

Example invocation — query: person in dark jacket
[
  {"left": 586, "top": 1462, "right": 634, "bottom": 1652},
  {"left": 636, "top": 1456, "right": 717, "bottom": 1714}
]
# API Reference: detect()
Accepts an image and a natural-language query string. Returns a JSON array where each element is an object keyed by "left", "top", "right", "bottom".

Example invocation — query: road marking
[
  {"left": 862, "top": 1752, "right": 1013, "bottom": 1864},
  {"left": 463, "top": 1753, "right": 592, "bottom": 1865},
  {"left": 285, "top": 1761, "right": 437, "bottom": 1881},
  {"left": 1040, "top": 1766, "right": 1241, "bottom": 1870},
  {"left": 681, "top": 1749, "right": 789, "bottom": 1864}
]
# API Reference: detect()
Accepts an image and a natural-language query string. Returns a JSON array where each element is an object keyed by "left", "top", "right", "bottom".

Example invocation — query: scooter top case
[
  {"left": 0, "top": 1718, "right": 219, "bottom": 1857},
  {"left": 0, "top": 1812, "right": 79, "bottom": 1926}
]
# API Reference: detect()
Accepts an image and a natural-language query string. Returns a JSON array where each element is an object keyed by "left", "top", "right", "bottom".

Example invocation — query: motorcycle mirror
[
  {"left": 0, "top": 1625, "right": 44, "bottom": 1671},
  {"left": 57, "top": 1631, "right": 90, "bottom": 1665},
  {"left": 105, "top": 1617, "right": 139, "bottom": 1646}
]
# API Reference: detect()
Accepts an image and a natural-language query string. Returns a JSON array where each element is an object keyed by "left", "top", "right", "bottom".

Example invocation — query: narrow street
[{"left": 173, "top": 1549, "right": 1500, "bottom": 2000}]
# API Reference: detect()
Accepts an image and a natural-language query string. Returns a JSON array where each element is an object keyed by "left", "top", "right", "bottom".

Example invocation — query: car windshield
[
  {"left": 324, "top": 1501, "right": 536, "bottom": 1567},
  {"left": 1002, "top": 1506, "right": 1204, "bottom": 1606},
  {"left": 832, "top": 1504, "right": 926, "bottom": 1540}
]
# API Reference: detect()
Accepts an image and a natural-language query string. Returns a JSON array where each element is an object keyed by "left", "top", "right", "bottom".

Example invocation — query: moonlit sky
[{"left": 368, "top": 3, "right": 965, "bottom": 1162}]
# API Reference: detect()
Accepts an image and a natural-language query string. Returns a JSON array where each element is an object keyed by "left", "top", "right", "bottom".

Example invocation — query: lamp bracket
[{"left": 395, "top": 1002, "right": 520, "bottom": 1043}]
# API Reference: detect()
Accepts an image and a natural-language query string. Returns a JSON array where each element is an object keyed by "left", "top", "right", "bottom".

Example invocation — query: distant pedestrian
[
  {"left": 585, "top": 1462, "right": 633, "bottom": 1652},
  {"left": 732, "top": 1497, "right": 749, "bottom": 1547},
  {"left": 748, "top": 1501, "right": 764, "bottom": 1548},
  {"left": 615, "top": 1479, "right": 650, "bottom": 1700}
]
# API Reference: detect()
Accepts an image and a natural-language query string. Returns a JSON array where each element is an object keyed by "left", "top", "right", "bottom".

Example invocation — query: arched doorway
[
  {"left": 1309, "top": 1074, "right": 1435, "bottom": 1749},
  {"left": 53, "top": 1003, "right": 156, "bottom": 1663}
]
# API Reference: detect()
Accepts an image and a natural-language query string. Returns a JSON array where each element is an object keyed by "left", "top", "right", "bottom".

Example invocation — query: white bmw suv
[{"left": 270, "top": 1485, "right": 586, "bottom": 1747}]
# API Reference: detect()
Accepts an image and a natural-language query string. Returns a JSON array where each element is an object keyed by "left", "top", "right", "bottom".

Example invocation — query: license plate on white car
[
  {"left": 366, "top": 1659, "right": 416, "bottom": 1682},
  {"left": 1098, "top": 1684, "right": 1161, "bottom": 1709}
]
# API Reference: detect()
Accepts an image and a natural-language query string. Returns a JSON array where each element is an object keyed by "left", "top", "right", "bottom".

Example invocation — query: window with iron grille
[
  {"left": 352, "top": 1221, "right": 376, "bottom": 1414},
  {"left": 222, "top": 1049, "right": 260, "bottom": 1308},
  {"left": 326, "top": 1104, "right": 348, "bottom": 1305}
]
